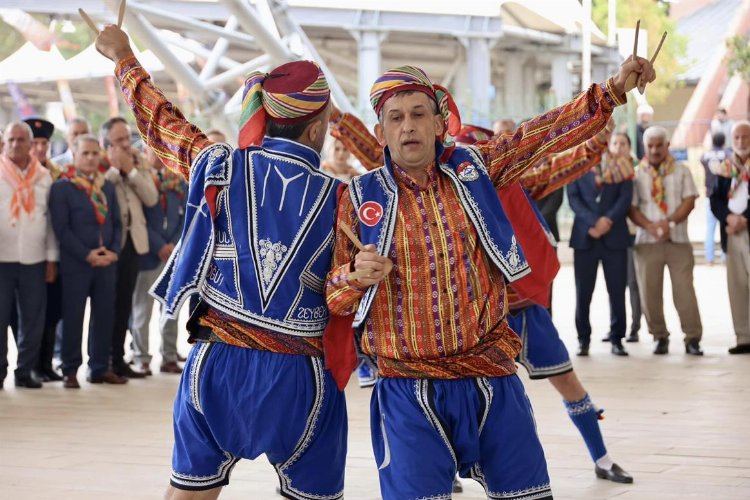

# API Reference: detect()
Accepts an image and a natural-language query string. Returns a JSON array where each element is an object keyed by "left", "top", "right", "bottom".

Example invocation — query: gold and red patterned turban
[
  {"left": 369, "top": 65, "right": 461, "bottom": 138},
  {"left": 239, "top": 60, "right": 330, "bottom": 148}
]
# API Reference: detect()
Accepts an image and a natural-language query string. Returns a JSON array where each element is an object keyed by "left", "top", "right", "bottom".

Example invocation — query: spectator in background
[
  {"left": 635, "top": 104, "right": 653, "bottom": 160},
  {"left": 50, "top": 134, "right": 125, "bottom": 388},
  {"left": 567, "top": 131, "right": 635, "bottom": 357},
  {"left": 129, "top": 144, "right": 186, "bottom": 375},
  {"left": 100, "top": 117, "right": 158, "bottom": 379},
  {"left": 629, "top": 126, "right": 703, "bottom": 356},
  {"left": 24, "top": 118, "right": 64, "bottom": 178},
  {"left": 492, "top": 117, "right": 515, "bottom": 136},
  {"left": 711, "top": 107, "right": 734, "bottom": 149},
  {"left": 607, "top": 132, "right": 643, "bottom": 343},
  {"left": 52, "top": 117, "right": 91, "bottom": 171},
  {"left": 205, "top": 129, "right": 227, "bottom": 144},
  {"left": 701, "top": 132, "right": 728, "bottom": 265},
  {"left": 0, "top": 122, "right": 58, "bottom": 389},
  {"left": 710, "top": 121, "right": 750, "bottom": 355},
  {"left": 321, "top": 139, "right": 361, "bottom": 182}
]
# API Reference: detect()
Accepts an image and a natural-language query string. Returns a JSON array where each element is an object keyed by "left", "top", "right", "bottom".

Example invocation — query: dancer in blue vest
[
  {"left": 95, "top": 25, "right": 347, "bottom": 499},
  {"left": 327, "top": 59, "right": 654, "bottom": 499}
]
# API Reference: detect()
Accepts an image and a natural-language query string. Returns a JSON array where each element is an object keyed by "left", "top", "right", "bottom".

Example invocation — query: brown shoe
[
  {"left": 140, "top": 362, "right": 153, "bottom": 377},
  {"left": 160, "top": 361, "right": 183, "bottom": 374},
  {"left": 87, "top": 370, "right": 128, "bottom": 384},
  {"left": 63, "top": 374, "right": 80, "bottom": 389}
]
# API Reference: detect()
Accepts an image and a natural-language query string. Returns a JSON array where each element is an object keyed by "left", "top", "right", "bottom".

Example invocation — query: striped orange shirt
[{"left": 326, "top": 79, "right": 624, "bottom": 379}]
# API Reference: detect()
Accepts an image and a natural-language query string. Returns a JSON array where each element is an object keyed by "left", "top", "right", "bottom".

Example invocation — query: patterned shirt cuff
[
  {"left": 604, "top": 77, "right": 627, "bottom": 108},
  {"left": 115, "top": 54, "right": 140, "bottom": 81}
]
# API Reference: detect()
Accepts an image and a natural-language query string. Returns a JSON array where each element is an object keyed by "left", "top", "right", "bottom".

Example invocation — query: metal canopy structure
[{"left": 2, "top": 0, "right": 620, "bottom": 134}]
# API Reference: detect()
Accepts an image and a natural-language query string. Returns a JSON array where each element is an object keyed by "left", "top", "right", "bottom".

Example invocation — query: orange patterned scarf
[
  {"left": 726, "top": 154, "right": 750, "bottom": 200},
  {"left": 0, "top": 154, "right": 41, "bottom": 222},
  {"left": 640, "top": 155, "right": 676, "bottom": 214},
  {"left": 68, "top": 171, "right": 109, "bottom": 225},
  {"left": 593, "top": 153, "right": 636, "bottom": 188}
]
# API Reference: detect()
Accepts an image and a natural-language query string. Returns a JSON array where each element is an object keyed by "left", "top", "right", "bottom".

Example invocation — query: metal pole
[
  {"left": 204, "top": 54, "right": 272, "bottom": 89},
  {"left": 200, "top": 16, "right": 240, "bottom": 80},
  {"left": 218, "top": 0, "right": 293, "bottom": 63}
]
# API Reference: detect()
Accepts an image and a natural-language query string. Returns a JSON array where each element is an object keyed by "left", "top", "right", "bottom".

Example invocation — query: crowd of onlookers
[
  {"left": 0, "top": 116, "right": 197, "bottom": 389},
  {"left": 1, "top": 105, "right": 749, "bottom": 391}
]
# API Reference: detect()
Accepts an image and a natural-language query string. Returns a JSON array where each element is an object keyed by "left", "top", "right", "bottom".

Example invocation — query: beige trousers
[
  {"left": 726, "top": 231, "right": 750, "bottom": 345},
  {"left": 633, "top": 242, "right": 702, "bottom": 342}
]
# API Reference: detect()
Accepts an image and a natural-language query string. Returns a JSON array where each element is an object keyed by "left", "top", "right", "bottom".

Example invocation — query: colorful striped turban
[
  {"left": 369, "top": 65, "right": 461, "bottom": 138},
  {"left": 453, "top": 124, "right": 494, "bottom": 145},
  {"left": 239, "top": 60, "right": 330, "bottom": 148}
]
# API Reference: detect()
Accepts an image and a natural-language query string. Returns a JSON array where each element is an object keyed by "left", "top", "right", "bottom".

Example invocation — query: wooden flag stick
[
  {"left": 117, "top": 0, "right": 127, "bottom": 28},
  {"left": 348, "top": 270, "right": 373, "bottom": 281},
  {"left": 79, "top": 8, "right": 100, "bottom": 35},
  {"left": 340, "top": 224, "right": 366, "bottom": 252},
  {"left": 632, "top": 20, "right": 640, "bottom": 59},
  {"left": 650, "top": 31, "right": 667, "bottom": 64},
  {"left": 623, "top": 20, "right": 641, "bottom": 93}
]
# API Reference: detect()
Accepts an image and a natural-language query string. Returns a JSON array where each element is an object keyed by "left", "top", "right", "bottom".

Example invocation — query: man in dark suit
[
  {"left": 567, "top": 153, "right": 634, "bottom": 356},
  {"left": 49, "top": 134, "right": 127, "bottom": 388}
]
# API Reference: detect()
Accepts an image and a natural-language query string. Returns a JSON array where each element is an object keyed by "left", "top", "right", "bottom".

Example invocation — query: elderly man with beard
[{"left": 710, "top": 121, "right": 750, "bottom": 354}]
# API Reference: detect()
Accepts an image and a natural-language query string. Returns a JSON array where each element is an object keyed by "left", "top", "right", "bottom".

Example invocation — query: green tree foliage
[
  {"left": 727, "top": 35, "right": 750, "bottom": 81},
  {"left": 592, "top": 0, "right": 687, "bottom": 104},
  {"left": 0, "top": 18, "right": 25, "bottom": 59}
]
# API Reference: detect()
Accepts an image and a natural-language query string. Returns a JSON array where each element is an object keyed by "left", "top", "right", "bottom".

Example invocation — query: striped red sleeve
[
  {"left": 115, "top": 55, "right": 211, "bottom": 181},
  {"left": 330, "top": 113, "right": 384, "bottom": 171},
  {"left": 478, "top": 78, "right": 625, "bottom": 189}
]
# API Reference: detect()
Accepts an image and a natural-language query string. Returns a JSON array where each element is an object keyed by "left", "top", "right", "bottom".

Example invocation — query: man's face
[
  {"left": 638, "top": 112, "right": 653, "bottom": 126},
  {"left": 4, "top": 125, "right": 32, "bottom": 166},
  {"left": 645, "top": 135, "right": 669, "bottom": 166},
  {"left": 609, "top": 134, "right": 630, "bottom": 157},
  {"left": 332, "top": 140, "right": 350, "bottom": 168},
  {"left": 67, "top": 121, "right": 90, "bottom": 148},
  {"left": 107, "top": 121, "right": 132, "bottom": 149},
  {"left": 375, "top": 92, "right": 444, "bottom": 170},
  {"left": 733, "top": 124, "right": 750, "bottom": 159},
  {"left": 30, "top": 138, "right": 50, "bottom": 163},
  {"left": 74, "top": 140, "right": 101, "bottom": 175}
]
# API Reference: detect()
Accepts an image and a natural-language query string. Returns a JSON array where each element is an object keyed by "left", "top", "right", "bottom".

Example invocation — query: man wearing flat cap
[{"left": 95, "top": 24, "right": 346, "bottom": 500}]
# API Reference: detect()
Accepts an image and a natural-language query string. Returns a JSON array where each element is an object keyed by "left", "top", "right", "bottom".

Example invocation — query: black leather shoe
[
  {"left": 32, "top": 369, "right": 50, "bottom": 382},
  {"left": 44, "top": 368, "right": 63, "bottom": 381},
  {"left": 452, "top": 477, "right": 463, "bottom": 493},
  {"left": 113, "top": 363, "right": 147, "bottom": 379},
  {"left": 577, "top": 343, "right": 590, "bottom": 356},
  {"left": 728, "top": 343, "right": 750, "bottom": 354},
  {"left": 685, "top": 340, "right": 704, "bottom": 356},
  {"left": 654, "top": 338, "right": 669, "bottom": 355},
  {"left": 15, "top": 374, "right": 43, "bottom": 389},
  {"left": 601, "top": 333, "right": 612, "bottom": 342},
  {"left": 595, "top": 463, "right": 633, "bottom": 483},
  {"left": 611, "top": 342, "right": 629, "bottom": 356},
  {"left": 626, "top": 332, "right": 639, "bottom": 343}
]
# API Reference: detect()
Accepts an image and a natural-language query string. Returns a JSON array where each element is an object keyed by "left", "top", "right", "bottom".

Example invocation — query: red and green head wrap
[
  {"left": 369, "top": 65, "right": 462, "bottom": 139},
  {"left": 453, "top": 124, "right": 494, "bottom": 145},
  {"left": 238, "top": 60, "right": 330, "bottom": 148}
]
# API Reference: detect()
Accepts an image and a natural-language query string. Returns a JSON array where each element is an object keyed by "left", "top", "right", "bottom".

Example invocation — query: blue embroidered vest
[
  {"left": 151, "top": 137, "right": 341, "bottom": 337},
  {"left": 348, "top": 144, "right": 530, "bottom": 327}
]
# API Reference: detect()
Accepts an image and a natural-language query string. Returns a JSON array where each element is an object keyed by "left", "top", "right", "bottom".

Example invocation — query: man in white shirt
[
  {"left": 629, "top": 126, "right": 703, "bottom": 356},
  {"left": 51, "top": 117, "right": 91, "bottom": 172},
  {"left": 0, "top": 122, "right": 58, "bottom": 389},
  {"left": 710, "top": 121, "right": 750, "bottom": 354}
]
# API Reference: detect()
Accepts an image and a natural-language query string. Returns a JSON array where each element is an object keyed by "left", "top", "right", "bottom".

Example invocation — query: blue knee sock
[{"left": 563, "top": 393, "right": 607, "bottom": 463}]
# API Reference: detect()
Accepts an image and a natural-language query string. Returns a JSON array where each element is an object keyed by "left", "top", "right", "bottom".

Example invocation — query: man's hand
[
  {"left": 86, "top": 248, "right": 107, "bottom": 267},
  {"left": 108, "top": 145, "right": 135, "bottom": 174},
  {"left": 612, "top": 55, "right": 656, "bottom": 96},
  {"left": 594, "top": 216, "right": 613, "bottom": 236},
  {"left": 45, "top": 261, "right": 58, "bottom": 283},
  {"left": 727, "top": 213, "right": 748, "bottom": 235},
  {"left": 158, "top": 243, "right": 175, "bottom": 262},
  {"left": 102, "top": 249, "right": 119, "bottom": 265},
  {"left": 94, "top": 24, "right": 134, "bottom": 63},
  {"left": 588, "top": 227, "right": 602, "bottom": 239},
  {"left": 351, "top": 244, "right": 391, "bottom": 287}
]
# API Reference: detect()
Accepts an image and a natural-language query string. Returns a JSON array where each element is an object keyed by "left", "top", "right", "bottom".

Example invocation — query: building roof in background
[{"left": 677, "top": 0, "right": 742, "bottom": 83}]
